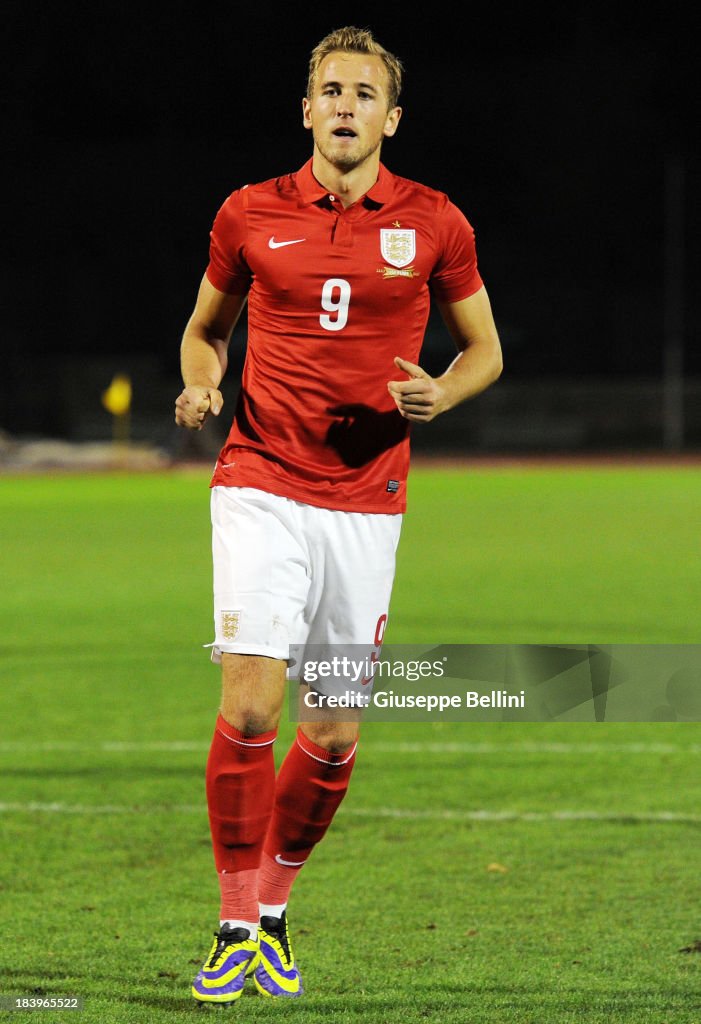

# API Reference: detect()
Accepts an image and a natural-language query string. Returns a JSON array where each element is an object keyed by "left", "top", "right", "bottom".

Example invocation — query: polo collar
[{"left": 295, "top": 158, "right": 393, "bottom": 207}]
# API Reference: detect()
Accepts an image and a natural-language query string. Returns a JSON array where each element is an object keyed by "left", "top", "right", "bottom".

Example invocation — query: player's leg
[
  {"left": 254, "top": 506, "right": 401, "bottom": 998},
  {"left": 192, "top": 654, "right": 286, "bottom": 1005},
  {"left": 193, "top": 486, "right": 310, "bottom": 1005},
  {"left": 260, "top": 713, "right": 359, "bottom": 896},
  {"left": 254, "top": 715, "right": 358, "bottom": 998},
  {"left": 210, "top": 653, "right": 287, "bottom": 930}
]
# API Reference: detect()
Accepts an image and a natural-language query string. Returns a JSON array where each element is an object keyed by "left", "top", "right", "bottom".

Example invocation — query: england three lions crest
[
  {"left": 221, "top": 610, "right": 241, "bottom": 640},
  {"left": 380, "top": 228, "right": 416, "bottom": 268}
]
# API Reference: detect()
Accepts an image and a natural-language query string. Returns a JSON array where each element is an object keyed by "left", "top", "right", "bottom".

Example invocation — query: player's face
[{"left": 303, "top": 52, "right": 401, "bottom": 172}]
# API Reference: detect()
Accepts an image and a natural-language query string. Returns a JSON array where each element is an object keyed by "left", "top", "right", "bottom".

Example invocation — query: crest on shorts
[
  {"left": 221, "top": 611, "right": 241, "bottom": 641},
  {"left": 380, "top": 228, "right": 416, "bottom": 268}
]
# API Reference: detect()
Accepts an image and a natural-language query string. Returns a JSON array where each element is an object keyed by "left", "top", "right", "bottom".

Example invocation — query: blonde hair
[{"left": 307, "top": 26, "right": 403, "bottom": 109}]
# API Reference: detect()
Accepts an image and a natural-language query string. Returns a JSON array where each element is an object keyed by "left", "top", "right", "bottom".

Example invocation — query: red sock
[
  {"left": 259, "top": 728, "right": 357, "bottom": 908},
  {"left": 206, "top": 714, "right": 277, "bottom": 922}
]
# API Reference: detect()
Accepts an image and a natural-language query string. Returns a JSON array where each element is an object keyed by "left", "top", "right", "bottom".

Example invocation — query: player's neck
[{"left": 311, "top": 149, "right": 381, "bottom": 208}]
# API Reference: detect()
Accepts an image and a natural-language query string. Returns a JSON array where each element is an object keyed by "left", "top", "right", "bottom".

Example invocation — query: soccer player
[{"left": 175, "top": 25, "right": 502, "bottom": 1005}]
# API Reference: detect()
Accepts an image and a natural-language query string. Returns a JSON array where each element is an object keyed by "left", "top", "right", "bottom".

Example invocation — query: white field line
[
  {"left": 368, "top": 741, "right": 701, "bottom": 755},
  {"left": 0, "top": 801, "right": 698, "bottom": 825},
  {"left": 0, "top": 741, "right": 210, "bottom": 752},
  {"left": 0, "top": 740, "right": 699, "bottom": 755}
]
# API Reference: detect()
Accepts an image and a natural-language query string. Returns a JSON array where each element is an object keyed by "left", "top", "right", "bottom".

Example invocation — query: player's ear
[
  {"left": 302, "top": 97, "right": 313, "bottom": 130},
  {"left": 383, "top": 106, "right": 402, "bottom": 138}
]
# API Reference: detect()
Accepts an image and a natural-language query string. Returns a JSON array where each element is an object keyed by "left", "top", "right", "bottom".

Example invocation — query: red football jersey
[{"left": 206, "top": 159, "right": 482, "bottom": 513}]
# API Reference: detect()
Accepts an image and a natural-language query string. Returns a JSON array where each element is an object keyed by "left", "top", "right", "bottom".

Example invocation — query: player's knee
[
  {"left": 300, "top": 720, "right": 359, "bottom": 754},
  {"left": 219, "top": 701, "right": 278, "bottom": 737}
]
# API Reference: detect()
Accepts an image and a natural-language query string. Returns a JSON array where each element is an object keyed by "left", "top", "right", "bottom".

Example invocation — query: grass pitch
[{"left": 0, "top": 465, "right": 699, "bottom": 1022}]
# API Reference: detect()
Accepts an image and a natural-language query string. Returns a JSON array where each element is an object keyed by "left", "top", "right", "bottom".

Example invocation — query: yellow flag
[{"left": 102, "top": 374, "right": 132, "bottom": 416}]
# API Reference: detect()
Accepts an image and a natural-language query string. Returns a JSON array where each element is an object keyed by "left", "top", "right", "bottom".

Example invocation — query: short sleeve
[
  {"left": 205, "top": 190, "right": 253, "bottom": 295},
  {"left": 429, "top": 197, "right": 483, "bottom": 304}
]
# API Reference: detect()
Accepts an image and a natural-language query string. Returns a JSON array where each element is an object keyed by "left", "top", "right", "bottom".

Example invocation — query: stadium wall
[{"left": 1, "top": 356, "right": 699, "bottom": 456}]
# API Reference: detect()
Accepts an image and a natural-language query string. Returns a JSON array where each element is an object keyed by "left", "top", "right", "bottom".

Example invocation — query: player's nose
[{"left": 335, "top": 92, "right": 355, "bottom": 116}]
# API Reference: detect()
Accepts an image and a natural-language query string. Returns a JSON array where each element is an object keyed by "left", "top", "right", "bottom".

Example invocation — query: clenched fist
[{"left": 174, "top": 385, "right": 224, "bottom": 430}]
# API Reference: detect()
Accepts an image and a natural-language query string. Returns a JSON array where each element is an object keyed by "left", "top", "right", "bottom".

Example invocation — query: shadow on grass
[
  {"left": 0, "top": 969, "right": 188, "bottom": 1016},
  {"left": 127, "top": 980, "right": 696, "bottom": 1016},
  {"left": 2, "top": 968, "right": 693, "bottom": 1020}
]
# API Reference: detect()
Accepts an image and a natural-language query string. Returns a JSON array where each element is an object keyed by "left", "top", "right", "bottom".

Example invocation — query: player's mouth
[{"left": 332, "top": 127, "right": 357, "bottom": 138}]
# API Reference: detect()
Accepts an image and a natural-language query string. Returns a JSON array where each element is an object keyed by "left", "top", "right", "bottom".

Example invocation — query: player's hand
[
  {"left": 387, "top": 357, "right": 449, "bottom": 422},
  {"left": 174, "top": 385, "right": 224, "bottom": 430}
]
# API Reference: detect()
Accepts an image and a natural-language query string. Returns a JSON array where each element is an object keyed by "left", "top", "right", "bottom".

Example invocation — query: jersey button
[{"left": 328, "top": 195, "right": 336, "bottom": 202}]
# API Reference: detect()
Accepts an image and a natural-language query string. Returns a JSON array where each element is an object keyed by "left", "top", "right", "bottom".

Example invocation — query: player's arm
[
  {"left": 387, "top": 285, "right": 502, "bottom": 422},
  {"left": 175, "top": 274, "right": 248, "bottom": 430}
]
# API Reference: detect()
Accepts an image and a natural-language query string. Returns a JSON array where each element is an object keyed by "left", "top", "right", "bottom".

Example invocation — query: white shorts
[{"left": 210, "top": 486, "right": 402, "bottom": 663}]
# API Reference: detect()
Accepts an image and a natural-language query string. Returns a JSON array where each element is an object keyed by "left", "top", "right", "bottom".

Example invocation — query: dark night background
[{"left": 4, "top": 2, "right": 698, "bottom": 450}]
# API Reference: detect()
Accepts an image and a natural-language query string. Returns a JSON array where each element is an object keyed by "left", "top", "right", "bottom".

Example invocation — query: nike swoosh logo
[
  {"left": 268, "top": 236, "right": 306, "bottom": 249},
  {"left": 274, "top": 854, "right": 307, "bottom": 867}
]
